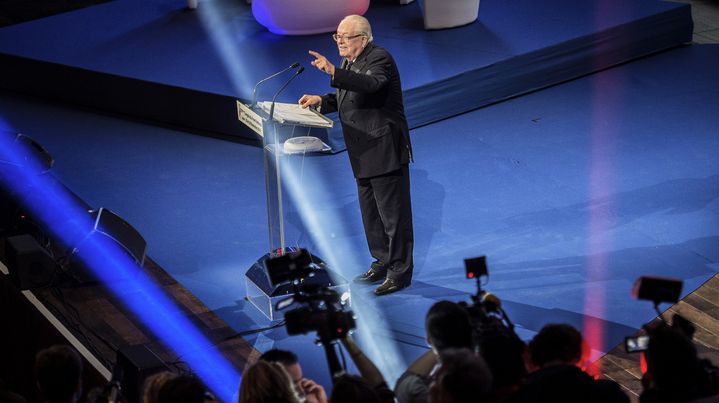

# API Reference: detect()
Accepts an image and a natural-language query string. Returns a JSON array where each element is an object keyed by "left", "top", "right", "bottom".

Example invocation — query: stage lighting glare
[
  {"left": 276, "top": 295, "right": 295, "bottom": 311},
  {"left": 195, "top": 3, "right": 253, "bottom": 98},
  {"left": 0, "top": 125, "right": 240, "bottom": 402},
  {"left": 274, "top": 157, "right": 406, "bottom": 384}
]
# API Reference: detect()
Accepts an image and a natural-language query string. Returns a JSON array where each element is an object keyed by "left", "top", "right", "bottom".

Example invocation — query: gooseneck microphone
[
  {"left": 251, "top": 62, "right": 301, "bottom": 106},
  {"left": 269, "top": 66, "right": 305, "bottom": 122}
]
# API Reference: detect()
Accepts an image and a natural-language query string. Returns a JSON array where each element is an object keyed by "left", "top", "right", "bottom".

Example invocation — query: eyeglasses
[{"left": 332, "top": 33, "right": 365, "bottom": 42}]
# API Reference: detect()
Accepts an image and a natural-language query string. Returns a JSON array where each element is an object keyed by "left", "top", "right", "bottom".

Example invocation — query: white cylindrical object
[{"left": 187, "top": 0, "right": 198, "bottom": 9}]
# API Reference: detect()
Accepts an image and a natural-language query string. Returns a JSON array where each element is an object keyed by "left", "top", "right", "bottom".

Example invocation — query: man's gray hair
[{"left": 342, "top": 15, "right": 373, "bottom": 42}]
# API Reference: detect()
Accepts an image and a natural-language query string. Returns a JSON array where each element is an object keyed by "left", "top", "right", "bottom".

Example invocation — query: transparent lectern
[{"left": 237, "top": 100, "right": 349, "bottom": 320}]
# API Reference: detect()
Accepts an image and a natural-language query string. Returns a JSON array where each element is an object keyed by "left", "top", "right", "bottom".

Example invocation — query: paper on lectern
[{"left": 257, "top": 101, "right": 333, "bottom": 128}]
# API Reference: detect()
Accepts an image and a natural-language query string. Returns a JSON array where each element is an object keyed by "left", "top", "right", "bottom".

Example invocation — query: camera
[
  {"left": 265, "top": 249, "right": 355, "bottom": 344},
  {"left": 460, "top": 256, "right": 518, "bottom": 343},
  {"left": 265, "top": 248, "right": 315, "bottom": 287},
  {"left": 285, "top": 300, "right": 356, "bottom": 341},
  {"left": 623, "top": 276, "right": 683, "bottom": 355},
  {"left": 624, "top": 335, "right": 649, "bottom": 353},
  {"left": 265, "top": 249, "right": 355, "bottom": 380},
  {"left": 464, "top": 255, "right": 488, "bottom": 279},
  {"left": 633, "top": 276, "right": 682, "bottom": 305}
]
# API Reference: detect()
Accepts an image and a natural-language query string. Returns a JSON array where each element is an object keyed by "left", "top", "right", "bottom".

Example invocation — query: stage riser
[
  {"left": 0, "top": 5, "right": 692, "bottom": 146},
  {"left": 0, "top": 53, "right": 259, "bottom": 143},
  {"left": 405, "top": 7, "right": 693, "bottom": 128}
]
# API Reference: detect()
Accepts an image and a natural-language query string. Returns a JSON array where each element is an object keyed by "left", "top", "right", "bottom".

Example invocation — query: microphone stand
[
  {"left": 269, "top": 67, "right": 305, "bottom": 122},
  {"left": 252, "top": 62, "right": 300, "bottom": 107}
]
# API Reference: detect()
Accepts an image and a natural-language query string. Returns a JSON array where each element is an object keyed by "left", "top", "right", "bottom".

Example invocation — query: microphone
[
  {"left": 269, "top": 66, "right": 305, "bottom": 122},
  {"left": 252, "top": 62, "right": 300, "bottom": 106}
]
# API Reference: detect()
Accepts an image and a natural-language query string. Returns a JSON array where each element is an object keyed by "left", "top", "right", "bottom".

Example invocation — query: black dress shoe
[
  {"left": 353, "top": 267, "right": 386, "bottom": 284},
  {"left": 374, "top": 277, "right": 411, "bottom": 296}
]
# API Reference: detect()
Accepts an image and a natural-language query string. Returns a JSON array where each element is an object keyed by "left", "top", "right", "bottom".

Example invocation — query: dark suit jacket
[{"left": 320, "top": 43, "right": 412, "bottom": 179}]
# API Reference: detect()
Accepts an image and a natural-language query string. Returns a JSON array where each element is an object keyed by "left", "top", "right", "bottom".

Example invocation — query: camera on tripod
[
  {"left": 460, "top": 256, "right": 518, "bottom": 341},
  {"left": 266, "top": 249, "right": 355, "bottom": 342},
  {"left": 265, "top": 249, "right": 355, "bottom": 380},
  {"left": 284, "top": 293, "right": 356, "bottom": 342}
]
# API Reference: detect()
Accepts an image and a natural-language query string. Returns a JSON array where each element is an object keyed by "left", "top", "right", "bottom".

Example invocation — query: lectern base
[{"left": 245, "top": 251, "right": 349, "bottom": 321}]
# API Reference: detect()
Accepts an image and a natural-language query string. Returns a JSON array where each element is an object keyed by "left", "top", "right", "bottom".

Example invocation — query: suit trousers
[{"left": 356, "top": 164, "right": 414, "bottom": 280}]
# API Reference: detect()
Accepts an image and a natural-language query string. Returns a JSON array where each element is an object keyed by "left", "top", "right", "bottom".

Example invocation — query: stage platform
[{"left": 0, "top": 0, "right": 692, "bottom": 148}]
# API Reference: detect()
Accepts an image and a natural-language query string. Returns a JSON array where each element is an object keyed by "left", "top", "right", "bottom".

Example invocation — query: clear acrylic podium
[
  {"left": 237, "top": 100, "right": 333, "bottom": 255},
  {"left": 237, "top": 100, "right": 348, "bottom": 320}
]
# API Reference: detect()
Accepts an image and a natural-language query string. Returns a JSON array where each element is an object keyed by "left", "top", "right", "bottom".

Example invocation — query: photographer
[
  {"left": 395, "top": 301, "right": 475, "bottom": 403},
  {"left": 260, "top": 349, "right": 325, "bottom": 401},
  {"left": 640, "top": 316, "right": 719, "bottom": 403},
  {"left": 238, "top": 359, "right": 326, "bottom": 403},
  {"left": 428, "top": 348, "right": 492, "bottom": 403},
  {"left": 333, "top": 336, "right": 394, "bottom": 403},
  {"left": 262, "top": 249, "right": 390, "bottom": 402},
  {"left": 477, "top": 330, "right": 527, "bottom": 402},
  {"left": 512, "top": 323, "right": 628, "bottom": 403}
]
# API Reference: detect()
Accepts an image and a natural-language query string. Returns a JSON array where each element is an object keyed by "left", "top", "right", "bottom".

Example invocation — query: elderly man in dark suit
[{"left": 299, "top": 14, "right": 413, "bottom": 296}]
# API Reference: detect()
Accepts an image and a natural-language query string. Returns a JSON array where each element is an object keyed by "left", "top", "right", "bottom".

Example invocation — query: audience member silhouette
[
  {"left": 511, "top": 323, "right": 628, "bottom": 403},
  {"left": 395, "top": 300, "right": 474, "bottom": 403},
  {"left": 156, "top": 374, "right": 216, "bottom": 403},
  {"left": 141, "top": 371, "right": 178, "bottom": 403},
  {"left": 428, "top": 348, "right": 493, "bottom": 403},
  {"left": 260, "top": 349, "right": 310, "bottom": 398},
  {"left": 640, "top": 318, "right": 719, "bottom": 403},
  {"left": 330, "top": 374, "right": 383, "bottom": 403},
  {"left": 34, "top": 345, "right": 83, "bottom": 403},
  {"left": 478, "top": 331, "right": 527, "bottom": 402},
  {"left": 0, "top": 378, "right": 26, "bottom": 403},
  {"left": 337, "top": 336, "right": 395, "bottom": 403},
  {"left": 238, "top": 359, "right": 327, "bottom": 403}
]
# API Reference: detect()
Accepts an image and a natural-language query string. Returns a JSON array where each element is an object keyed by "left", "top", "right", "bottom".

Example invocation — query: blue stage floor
[{"left": 2, "top": 42, "right": 718, "bottom": 391}]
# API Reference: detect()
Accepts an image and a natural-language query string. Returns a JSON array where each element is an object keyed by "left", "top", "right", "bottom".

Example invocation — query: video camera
[
  {"left": 623, "top": 276, "right": 683, "bottom": 354},
  {"left": 265, "top": 249, "right": 355, "bottom": 380},
  {"left": 632, "top": 276, "right": 682, "bottom": 307},
  {"left": 459, "top": 256, "right": 518, "bottom": 343},
  {"left": 266, "top": 249, "right": 355, "bottom": 343},
  {"left": 275, "top": 285, "right": 355, "bottom": 345}
]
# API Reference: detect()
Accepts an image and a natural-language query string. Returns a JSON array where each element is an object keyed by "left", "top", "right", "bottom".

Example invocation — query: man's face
[
  {"left": 285, "top": 362, "right": 304, "bottom": 392},
  {"left": 336, "top": 20, "right": 366, "bottom": 60}
]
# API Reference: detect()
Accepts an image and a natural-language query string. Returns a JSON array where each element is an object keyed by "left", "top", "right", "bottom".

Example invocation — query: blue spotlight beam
[
  {"left": 0, "top": 126, "right": 241, "bottom": 402},
  {"left": 277, "top": 156, "right": 407, "bottom": 384}
]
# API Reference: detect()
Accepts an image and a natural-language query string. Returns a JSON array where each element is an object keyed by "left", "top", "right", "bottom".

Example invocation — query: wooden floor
[
  {"left": 37, "top": 257, "right": 256, "bottom": 372},
  {"left": 594, "top": 273, "right": 719, "bottom": 402},
  {"left": 0, "top": 254, "right": 256, "bottom": 397},
  {"left": 670, "top": 0, "right": 719, "bottom": 44}
]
